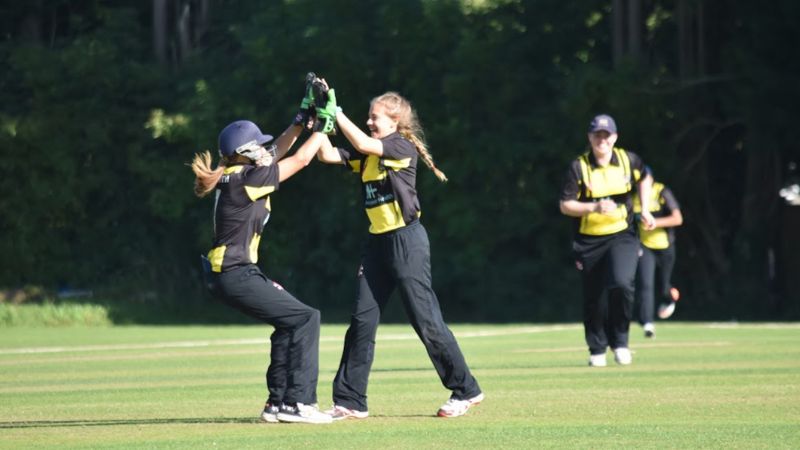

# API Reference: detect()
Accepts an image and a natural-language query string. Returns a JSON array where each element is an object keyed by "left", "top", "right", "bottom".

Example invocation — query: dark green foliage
[{"left": 0, "top": 1, "right": 796, "bottom": 323}]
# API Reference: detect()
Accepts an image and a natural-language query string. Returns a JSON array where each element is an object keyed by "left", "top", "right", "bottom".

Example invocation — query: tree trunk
[
  {"left": 677, "top": 0, "right": 708, "bottom": 79},
  {"left": 626, "top": 0, "right": 641, "bottom": 62},
  {"left": 612, "top": 0, "right": 625, "bottom": 67},
  {"left": 696, "top": 2, "right": 706, "bottom": 76},
  {"left": 194, "top": 0, "right": 210, "bottom": 44},
  {"left": 677, "top": 0, "right": 690, "bottom": 78},
  {"left": 19, "top": 0, "right": 43, "bottom": 44},
  {"left": 177, "top": 1, "right": 192, "bottom": 61},
  {"left": 153, "top": 0, "right": 168, "bottom": 64}
]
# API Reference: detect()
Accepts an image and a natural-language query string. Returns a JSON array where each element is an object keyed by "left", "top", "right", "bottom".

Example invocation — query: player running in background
[
  {"left": 314, "top": 84, "right": 484, "bottom": 419},
  {"left": 634, "top": 171, "right": 683, "bottom": 338},
  {"left": 189, "top": 84, "right": 336, "bottom": 424},
  {"left": 559, "top": 114, "right": 654, "bottom": 367}
]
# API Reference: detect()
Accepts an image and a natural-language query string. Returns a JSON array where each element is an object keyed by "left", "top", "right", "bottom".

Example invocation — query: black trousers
[
  {"left": 636, "top": 245, "right": 677, "bottom": 324},
  {"left": 574, "top": 230, "right": 639, "bottom": 355},
  {"left": 332, "top": 221, "right": 481, "bottom": 411},
  {"left": 214, "top": 264, "right": 320, "bottom": 405}
]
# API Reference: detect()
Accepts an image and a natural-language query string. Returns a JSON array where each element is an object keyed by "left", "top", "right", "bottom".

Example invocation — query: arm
[
  {"left": 277, "top": 132, "right": 326, "bottom": 182},
  {"left": 559, "top": 164, "right": 616, "bottom": 217},
  {"left": 316, "top": 135, "right": 344, "bottom": 164},
  {"left": 272, "top": 124, "right": 304, "bottom": 160},
  {"left": 336, "top": 111, "right": 384, "bottom": 156},
  {"left": 638, "top": 174, "right": 656, "bottom": 229},
  {"left": 560, "top": 198, "right": 616, "bottom": 217},
  {"left": 653, "top": 208, "right": 683, "bottom": 228}
]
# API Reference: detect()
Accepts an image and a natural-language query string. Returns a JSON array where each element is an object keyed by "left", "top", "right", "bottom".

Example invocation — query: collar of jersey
[
  {"left": 587, "top": 148, "right": 621, "bottom": 169},
  {"left": 223, "top": 165, "right": 246, "bottom": 174}
]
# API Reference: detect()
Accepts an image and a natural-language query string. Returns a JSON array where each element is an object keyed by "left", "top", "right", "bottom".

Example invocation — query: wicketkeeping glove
[
  {"left": 292, "top": 72, "right": 317, "bottom": 127},
  {"left": 313, "top": 88, "right": 338, "bottom": 134}
]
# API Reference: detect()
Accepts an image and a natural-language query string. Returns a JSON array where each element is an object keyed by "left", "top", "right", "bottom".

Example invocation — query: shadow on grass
[
  {"left": 0, "top": 417, "right": 259, "bottom": 429},
  {"left": 0, "top": 414, "right": 444, "bottom": 428}
]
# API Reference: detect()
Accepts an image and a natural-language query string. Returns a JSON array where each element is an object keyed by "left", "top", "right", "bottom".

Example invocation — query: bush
[{"left": 0, "top": 302, "right": 112, "bottom": 327}]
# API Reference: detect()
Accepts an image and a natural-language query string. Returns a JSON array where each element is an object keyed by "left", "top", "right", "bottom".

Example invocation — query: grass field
[{"left": 1, "top": 322, "right": 799, "bottom": 449}]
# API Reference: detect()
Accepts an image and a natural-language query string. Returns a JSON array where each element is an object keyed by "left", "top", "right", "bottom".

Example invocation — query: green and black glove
[
  {"left": 314, "top": 88, "right": 338, "bottom": 134},
  {"left": 292, "top": 72, "right": 317, "bottom": 128}
]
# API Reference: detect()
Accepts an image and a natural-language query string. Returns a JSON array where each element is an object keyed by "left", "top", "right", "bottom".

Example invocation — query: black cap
[{"left": 588, "top": 114, "right": 617, "bottom": 133}]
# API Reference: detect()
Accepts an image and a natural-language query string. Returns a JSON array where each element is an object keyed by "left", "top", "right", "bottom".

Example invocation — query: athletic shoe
[
  {"left": 437, "top": 392, "right": 484, "bottom": 418},
  {"left": 658, "top": 301, "right": 676, "bottom": 319},
  {"left": 588, "top": 353, "right": 607, "bottom": 367},
  {"left": 643, "top": 322, "right": 656, "bottom": 338},
  {"left": 614, "top": 347, "right": 632, "bottom": 365},
  {"left": 276, "top": 403, "right": 333, "bottom": 424},
  {"left": 324, "top": 405, "right": 369, "bottom": 421},
  {"left": 260, "top": 402, "right": 280, "bottom": 423}
]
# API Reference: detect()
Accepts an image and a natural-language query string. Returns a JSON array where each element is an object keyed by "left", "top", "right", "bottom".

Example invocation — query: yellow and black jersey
[
  {"left": 337, "top": 132, "right": 421, "bottom": 234},
  {"left": 206, "top": 163, "right": 280, "bottom": 273},
  {"left": 633, "top": 181, "right": 680, "bottom": 250},
  {"left": 560, "top": 147, "right": 646, "bottom": 237}
]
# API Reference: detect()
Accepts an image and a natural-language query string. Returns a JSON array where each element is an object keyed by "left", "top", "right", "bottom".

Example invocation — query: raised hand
[
  {"left": 314, "top": 87, "right": 338, "bottom": 134},
  {"left": 292, "top": 72, "right": 318, "bottom": 129}
]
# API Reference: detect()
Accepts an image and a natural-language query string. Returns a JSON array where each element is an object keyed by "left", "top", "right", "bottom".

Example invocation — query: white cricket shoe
[
  {"left": 643, "top": 322, "right": 656, "bottom": 338},
  {"left": 658, "top": 302, "right": 676, "bottom": 319},
  {"left": 614, "top": 347, "right": 632, "bottom": 365},
  {"left": 588, "top": 353, "right": 607, "bottom": 367},
  {"left": 276, "top": 403, "right": 333, "bottom": 424},
  {"left": 324, "top": 405, "right": 369, "bottom": 421},
  {"left": 658, "top": 287, "right": 680, "bottom": 319},
  {"left": 437, "top": 392, "right": 484, "bottom": 417}
]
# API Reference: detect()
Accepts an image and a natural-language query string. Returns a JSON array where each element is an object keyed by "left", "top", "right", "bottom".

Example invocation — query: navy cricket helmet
[{"left": 218, "top": 120, "right": 274, "bottom": 157}]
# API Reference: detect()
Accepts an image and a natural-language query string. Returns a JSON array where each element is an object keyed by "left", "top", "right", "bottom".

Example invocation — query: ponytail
[{"left": 190, "top": 150, "right": 225, "bottom": 197}]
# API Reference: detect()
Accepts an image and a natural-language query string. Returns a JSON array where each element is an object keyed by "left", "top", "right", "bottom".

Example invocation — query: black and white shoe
[{"left": 260, "top": 402, "right": 280, "bottom": 423}]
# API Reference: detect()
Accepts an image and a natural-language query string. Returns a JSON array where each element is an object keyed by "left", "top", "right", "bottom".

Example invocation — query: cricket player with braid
[{"left": 313, "top": 80, "right": 484, "bottom": 419}]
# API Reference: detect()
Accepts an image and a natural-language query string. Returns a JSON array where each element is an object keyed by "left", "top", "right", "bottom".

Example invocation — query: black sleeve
[
  {"left": 243, "top": 165, "right": 280, "bottom": 191},
  {"left": 381, "top": 134, "right": 416, "bottom": 159},
  {"left": 627, "top": 151, "right": 646, "bottom": 183},
  {"left": 337, "top": 147, "right": 364, "bottom": 173},
  {"left": 661, "top": 186, "right": 681, "bottom": 211},
  {"left": 560, "top": 160, "right": 582, "bottom": 201}
]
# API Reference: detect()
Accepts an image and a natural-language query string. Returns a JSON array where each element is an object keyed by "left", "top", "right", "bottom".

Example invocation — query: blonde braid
[
  {"left": 401, "top": 132, "right": 447, "bottom": 182},
  {"left": 372, "top": 92, "right": 448, "bottom": 183}
]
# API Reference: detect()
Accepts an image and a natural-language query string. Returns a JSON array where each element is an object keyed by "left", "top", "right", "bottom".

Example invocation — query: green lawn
[{"left": 1, "top": 323, "right": 798, "bottom": 449}]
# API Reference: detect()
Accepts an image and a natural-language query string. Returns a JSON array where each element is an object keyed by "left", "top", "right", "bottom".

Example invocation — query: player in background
[
  {"left": 314, "top": 84, "right": 484, "bottom": 419},
  {"left": 559, "top": 114, "right": 654, "bottom": 367},
  {"left": 634, "top": 170, "right": 683, "bottom": 338},
  {"left": 189, "top": 82, "right": 336, "bottom": 424}
]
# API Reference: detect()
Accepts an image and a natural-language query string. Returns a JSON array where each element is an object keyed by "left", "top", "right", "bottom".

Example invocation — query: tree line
[{"left": 1, "top": 0, "right": 797, "bottom": 323}]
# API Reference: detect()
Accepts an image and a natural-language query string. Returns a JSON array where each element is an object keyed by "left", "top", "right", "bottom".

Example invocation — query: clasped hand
[
  {"left": 293, "top": 72, "right": 339, "bottom": 134},
  {"left": 594, "top": 199, "right": 656, "bottom": 229},
  {"left": 594, "top": 198, "right": 617, "bottom": 215}
]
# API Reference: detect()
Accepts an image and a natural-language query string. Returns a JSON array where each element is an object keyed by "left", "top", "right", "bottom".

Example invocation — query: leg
[
  {"left": 216, "top": 265, "right": 321, "bottom": 405},
  {"left": 393, "top": 224, "right": 481, "bottom": 400},
  {"left": 578, "top": 241, "right": 611, "bottom": 356},
  {"left": 656, "top": 246, "right": 677, "bottom": 301},
  {"left": 267, "top": 327, "right": 290, "bottom": 404},
  {"left": 332, "top": 244, "right": 395, "bottom": 412},
  {"left": 606, "top": 233, "right": 639, "bottom": 350},
  {"left": 636, "top": 247, "right": 657, "bottom": 326}
]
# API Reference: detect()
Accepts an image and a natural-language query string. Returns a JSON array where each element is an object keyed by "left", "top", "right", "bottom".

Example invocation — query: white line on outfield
[
  {"left": 704, "top": 322, "right": 800, "bottom": 329},
  {"left": 0, "top": 325, "right": 582, "bottom": 355}
]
